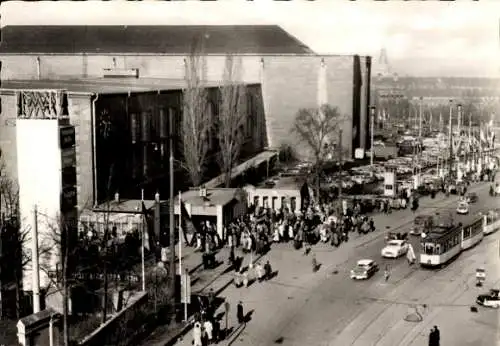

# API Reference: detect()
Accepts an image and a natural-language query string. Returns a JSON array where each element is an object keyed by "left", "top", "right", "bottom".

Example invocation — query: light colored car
[
  {"left": 456, "top": 201, "right": 469, "bottom": 215},
  {"left": 381, "top": 239, "right": 409, "bottom": 258},
  {"left": 477, "top": 289, "right": 500, "bottom": 308},
  {"left": 350, "top": 259, "right": 379, "bottom": 280}
]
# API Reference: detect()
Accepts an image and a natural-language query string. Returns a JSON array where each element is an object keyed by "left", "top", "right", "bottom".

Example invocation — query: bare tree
[
  {"left": 217, "top": 55, "right": 248, "bottom": 188},
  {"left": 181, "top": 51, "right": 211, "bottom": 187},
  {"left": 293, "top": 104, "right": 345, "bottom": 200},
  {"left": 39, "top": 211, "right": 77, "bottom": 346},
  {"left": 0, "top": 148, "right": 27, "bottom": 320}
]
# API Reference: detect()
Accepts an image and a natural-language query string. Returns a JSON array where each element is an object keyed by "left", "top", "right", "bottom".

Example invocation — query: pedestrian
[
  {"left": 384, "top": 265, "right": 390, "bottom": 282},
  {"left": 433, "top": 326, "right": 440, "bottom": 346},
  {"left": 264, "top": 260, "right": 273, "bottom": 280},
  {"left": 312, "top": 253, "right": 318, "bottom": 272},
  {"left": 428, "top": 328, "right": 435, "bottom": 346},
  {"left": 203, "top": 319, "right": 213, "bottom": 345},
  {"left": 212, "top": 318, "right": 220, "bottom": 343},
  {"left": 193, "top": 322, "right": 203, "bottom": 346},
  {"left": 237, "top": 301, "right": 245, "bottom": 324}
]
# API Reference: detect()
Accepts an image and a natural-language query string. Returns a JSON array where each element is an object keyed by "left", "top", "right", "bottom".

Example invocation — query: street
[{"left": 175, "top": 181, "right": 500, "bottom": 346}]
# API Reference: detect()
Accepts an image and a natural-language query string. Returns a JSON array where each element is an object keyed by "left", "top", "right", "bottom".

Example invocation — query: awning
[{"left": 205, "top": 150, "right": 278, "bottom": 188}]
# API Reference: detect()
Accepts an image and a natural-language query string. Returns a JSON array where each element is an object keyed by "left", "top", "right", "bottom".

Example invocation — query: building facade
[{"left": 0, "top": 26, "right": 372, "bottom": 179}]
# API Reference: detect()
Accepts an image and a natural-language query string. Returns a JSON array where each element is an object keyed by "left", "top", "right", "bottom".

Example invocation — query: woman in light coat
[{"left": 193, "top": 322, "right": 203, "bottom": 346}]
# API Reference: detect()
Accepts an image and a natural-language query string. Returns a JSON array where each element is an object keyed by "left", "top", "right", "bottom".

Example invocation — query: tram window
[
  {"left": 253, "top": 196, "right": 260, "bottom": 207},
  {"left": 425, "top": 243, "right": 434, "bottom": 255},
  {"left": 290, "top": 197, "right": 297, "bottom": 212},
  {"left": 435, "top": 245, "right": 441, "bottom": 255},
  {"left": 281, "top": 197, "right": 287, "bottom": 209},
  {"left": 263, "top": 196, "right": 269, "bottom": 209},
  {"left": 464, "top": 228, "right": 471, "bottom": 238}
]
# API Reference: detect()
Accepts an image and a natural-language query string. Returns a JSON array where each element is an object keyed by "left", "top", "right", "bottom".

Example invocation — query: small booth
[
  {"left": 79, "top": 198, "right": 154, "bottom": 241},
  {"left": 244, "top": 176, "right": 309, "bottom": 213},
  {"left": 17, "top": 309, "right": 62, "bottom": 346},
  {"left": 174, "top": 187, "right": 247, "bottom": 240}
]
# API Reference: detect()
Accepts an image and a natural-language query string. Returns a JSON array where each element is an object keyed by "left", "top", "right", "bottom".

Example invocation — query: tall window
[
  {"left": 246, "top": 95, "right": 253, "bottom": 138},
  {"left": 208, "top": 102, "right": 215, "bottom": 150}
]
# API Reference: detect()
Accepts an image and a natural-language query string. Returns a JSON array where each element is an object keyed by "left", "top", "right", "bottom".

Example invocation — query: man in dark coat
[
  {"left": 433, "top": 326, "right": 440, "bottom": 346},
  {"left": 429, "top": 325, "right": 440, "bottom": 346},
  {"left": 429, "top": 328, "right": 436, "bottom": 346},
  {"left": 237, "top": 301, "right": 244, "bottom": 324}
]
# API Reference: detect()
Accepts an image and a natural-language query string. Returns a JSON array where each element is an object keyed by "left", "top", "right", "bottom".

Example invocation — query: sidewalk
[{"left": 137, "top": 244, "right": 266, "bottom": 346}]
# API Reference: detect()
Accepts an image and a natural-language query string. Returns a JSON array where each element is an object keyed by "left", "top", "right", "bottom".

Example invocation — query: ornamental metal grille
[{"left": 17, "top": 90, "right": 68, "bottom": 119}]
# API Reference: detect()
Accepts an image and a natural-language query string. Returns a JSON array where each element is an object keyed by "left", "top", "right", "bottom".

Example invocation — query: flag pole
[
  {"left": 178, "top": 191, "right": 182, "bottom": 275},
  {"left": 141, "top": 189, "right": 146, "bottom": 292}
]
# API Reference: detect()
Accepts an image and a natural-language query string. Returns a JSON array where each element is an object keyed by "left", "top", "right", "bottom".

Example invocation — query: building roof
[
  {"left": 256, "top": 175, "right": 306, "bottom": 190},
  {"left": 179, "top": 188, "right": 238, "bottom": 207},
  {"left": 205, "top": 150, "right": 278, "bottom": 188},
  {"left": 0, "top": 25, "right": 314, "bottom": 55},
  {"left": 0, "top": 78, "right": 228, "bottom": 95},
  {"left": 92, "top": 199, "right": 157, "bottom": 214}
]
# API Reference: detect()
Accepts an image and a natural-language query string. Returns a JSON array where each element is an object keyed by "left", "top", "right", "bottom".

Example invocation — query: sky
[{"left": 1, "top": 1, "right": 499, "bottom": 78}]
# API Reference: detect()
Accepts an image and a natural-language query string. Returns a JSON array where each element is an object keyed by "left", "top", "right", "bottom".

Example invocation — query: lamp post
[
  {"left": 168, "top": 108, "right": 176, "bottom": 300},
  {"left": 448, "top": 100, "right": 454, "bottom": 177},
  {"left": 370, "top": 106, "right": 376, "bottom": 167}
]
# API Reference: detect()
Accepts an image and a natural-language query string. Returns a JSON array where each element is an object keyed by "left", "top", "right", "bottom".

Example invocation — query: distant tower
[{"left": 375, "top": 48, "right": 391, "bottom": 78}]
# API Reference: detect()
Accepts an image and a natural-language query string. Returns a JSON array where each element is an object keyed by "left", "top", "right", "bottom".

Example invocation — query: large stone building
[{"left": 0, "top": 25, "right": 372, "bottom": 210}]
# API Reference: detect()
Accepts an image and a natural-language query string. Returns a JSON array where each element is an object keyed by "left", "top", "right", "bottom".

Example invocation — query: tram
[
  {"left": 420, "top": 213, "right": 483, "bottom": 268},
  {"left": 483, "top": 209, "right": 500, "bottom": 235}
]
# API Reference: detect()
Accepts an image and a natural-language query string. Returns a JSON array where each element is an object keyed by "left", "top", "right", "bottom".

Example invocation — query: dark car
[{"left": 466, "top": 192, "right": 478, "bottom": 204}]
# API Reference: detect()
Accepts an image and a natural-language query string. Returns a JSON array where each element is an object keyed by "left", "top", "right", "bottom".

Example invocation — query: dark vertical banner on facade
[{"left": 59, "top": 125, "right": 78, "bottom": 213}]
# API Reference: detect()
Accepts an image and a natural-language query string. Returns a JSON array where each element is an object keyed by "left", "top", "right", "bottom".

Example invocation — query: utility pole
[
  {"left": 370, "top": 106, "right": 376, "bottom": 167},
  {"left": 338, "top": 129, "right": 343, "bottom": 203},
  {"left": 419, "top": 97, "right": 423, "bottom": 139},
  {"left": 32, "top": 205, "right": 41, "bottom": 313},
  {"left": 448, "top": 100, "right": 454, "bottom": 177},
  {"left": 418, "top": 97, "right": 423, "bottom": 177},
  {"left": 168, "top": 108, "right": 176, "bottom": 300},
  {"left": 457, "top": 104, "right": 462, "bottom": 138}
]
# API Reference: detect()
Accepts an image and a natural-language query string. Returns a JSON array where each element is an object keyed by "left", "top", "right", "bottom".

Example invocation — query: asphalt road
[{"left": 208, "top": 181, "right": 500, "bottom": 346}]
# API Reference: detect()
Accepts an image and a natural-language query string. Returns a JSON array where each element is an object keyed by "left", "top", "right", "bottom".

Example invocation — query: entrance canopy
[{"left": 205, "top": 150, "right": 278, "bottom": 188}]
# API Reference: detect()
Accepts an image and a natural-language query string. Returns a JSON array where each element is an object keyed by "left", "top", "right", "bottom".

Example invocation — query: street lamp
[
  {"left": 370, "top": 106, "right": 376, "bottom": 167},
  {"left": 457, "top": 104, "right": 463, "bottom": 137}
]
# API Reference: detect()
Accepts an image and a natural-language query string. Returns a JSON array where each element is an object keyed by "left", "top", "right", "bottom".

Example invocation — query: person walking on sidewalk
[
  {"left": 237, "top": 301, "right": 245, "bottom": 324},
  {"left": 203, "top": 319, "right": 213, "bottom": 345},
  {"left": 193, "top": 322, "right": 203, "bottom": 346}
]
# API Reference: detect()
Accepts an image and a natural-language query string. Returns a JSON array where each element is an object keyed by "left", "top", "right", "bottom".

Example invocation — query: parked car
[{"left": 350, "top": 259, "right": 379, "bottom": 280}]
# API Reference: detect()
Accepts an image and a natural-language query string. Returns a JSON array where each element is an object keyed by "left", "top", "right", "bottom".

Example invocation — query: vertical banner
[
  {"left": 180, "top": 272, "right": 191, "bottom": 304},
  {"left": 59, "top": 125, "right": 77, "bottom": 213}
]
